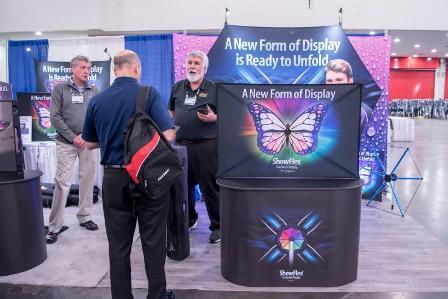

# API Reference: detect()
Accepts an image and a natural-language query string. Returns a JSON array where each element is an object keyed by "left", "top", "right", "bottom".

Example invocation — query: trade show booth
[{"left": 216, "top": 83, "right": 364, "bottom": 286}]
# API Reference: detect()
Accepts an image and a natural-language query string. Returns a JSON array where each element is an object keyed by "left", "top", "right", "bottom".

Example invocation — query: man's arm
[
  {"left": 81, "top": 99, "right": 100, "bottom": 150},
  {"left": 50, "top": 84, "right": 77, "bottom": 143}
]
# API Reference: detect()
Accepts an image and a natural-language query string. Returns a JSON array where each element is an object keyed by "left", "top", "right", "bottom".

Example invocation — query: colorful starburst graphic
[{"left": 259, "top": 211, "right": 324, "bottom": 265}]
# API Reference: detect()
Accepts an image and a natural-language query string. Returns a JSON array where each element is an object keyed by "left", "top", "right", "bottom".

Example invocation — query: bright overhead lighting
[
  {"left": 393, "top": 38, "right": 400, "bottom": 43},
  {"left": 445, "top": 53, "right": 448, "bottom": 57},
  {"left": 369, "top": 31, "right": 375, "bottom": 35},
  {"left": 25, "top": 47, "right": 32, "bottom": 52},
  {"left": 412, "top": 54, "right": 418, "bottom": 58},
  {"left": 35, "top": 31, "right": 42, "bottom": 36},
  {"left": 427, "top": 57, "right": 432, "bottom": 61},
  {"left": 414, "top": 44, "right": 420, "bottom": 48},
  {"left": 431, "top": 49, "right": 437, "bottom": 53},
  {"left": 391, "top": 52, "right": 397, "bottom": 56}
]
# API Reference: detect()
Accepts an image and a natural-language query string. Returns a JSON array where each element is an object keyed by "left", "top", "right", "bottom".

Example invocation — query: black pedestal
[
  {"left": 217, "top": 178, "right": 364, "bottom": 287},
  {"left": 0, "top": 170, "right": 47, "bottom": 275}
]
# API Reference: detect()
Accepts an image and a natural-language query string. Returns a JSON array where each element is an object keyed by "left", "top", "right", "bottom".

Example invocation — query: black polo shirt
[
  {"left": 168, "top": 78, "right": 217, "bottom": 141},
  {"left": 82, "top": 77, "right": 173, "bottom": 165}
]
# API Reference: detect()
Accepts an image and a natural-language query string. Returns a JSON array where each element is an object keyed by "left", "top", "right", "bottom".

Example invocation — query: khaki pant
[{"left": 48, "top": 141, "right": 98, "bottom": 233}]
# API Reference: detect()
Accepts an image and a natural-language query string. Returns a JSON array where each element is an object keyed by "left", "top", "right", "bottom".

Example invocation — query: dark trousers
[
  {"left": 102, "top": 168, "right": 169, "bottom": 299},
  {"left": 186, "top": 139, "right": 220, "bottom": 230}
]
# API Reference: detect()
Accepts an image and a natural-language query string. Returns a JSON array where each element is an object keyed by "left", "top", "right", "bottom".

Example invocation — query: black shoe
[
  {"left": 45, "top": 232, "right": 58, "bottom": 244},
  {"left": 209, "top": 229, "right": 221, "bottom": 243},
  {"left": 79, "top": 220, "right": 98, "bottom": 231},
  {"left": 166, "top": 290, "right": 175, "bottom": 299}
]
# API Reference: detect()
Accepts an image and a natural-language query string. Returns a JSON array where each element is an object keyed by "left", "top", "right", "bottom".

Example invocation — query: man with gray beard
[{"left": 168, "top": 50, "right": 221, "bottom": 243}]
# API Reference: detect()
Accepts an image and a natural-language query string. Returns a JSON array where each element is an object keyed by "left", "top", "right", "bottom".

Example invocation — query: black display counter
[
  {"left": 217, "top": 178, "right": 364, "bottom": 287},
  {"left": 0, "top": 170, "right": 47, "bottom": 275}
]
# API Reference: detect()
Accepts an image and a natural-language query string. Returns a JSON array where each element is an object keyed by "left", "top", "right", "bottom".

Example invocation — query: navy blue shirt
[{"left": 82, "top": 77, "right": 173, "bottom": 165}]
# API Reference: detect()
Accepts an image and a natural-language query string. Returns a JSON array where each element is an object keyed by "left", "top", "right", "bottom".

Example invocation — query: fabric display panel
[
  {"left": 174, "top": 26, "right": 391, "bottom": 200},
  {"left": 16, "top": 92, "right": 56, "bottom": 142},
  {"left": 217, "top": 83, "right": 362, "bottom": 178}
]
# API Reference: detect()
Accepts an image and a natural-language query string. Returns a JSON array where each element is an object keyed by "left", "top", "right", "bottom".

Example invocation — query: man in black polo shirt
[
  {"left": 82, "top": 50, "right": 175, "bottom": 299},
  {"left": 168, "top": 50, "right": 220, "bottom": 243}
]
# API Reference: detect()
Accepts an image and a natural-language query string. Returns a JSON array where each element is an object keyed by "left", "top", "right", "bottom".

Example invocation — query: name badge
[
  {"left": 184, "top": 96, "right": 196, "bottom": 106},
  {"left": 72, "top": 95, "right": 84, "bottom": 104}
]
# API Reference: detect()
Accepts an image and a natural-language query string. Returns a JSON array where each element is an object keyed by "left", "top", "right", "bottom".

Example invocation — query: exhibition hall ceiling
[
  {"left": 347, "top": 29, "right": 448, "bottom": 59},
  {"left": 2, "top": 29, "right": 448, "bottom": 59}
]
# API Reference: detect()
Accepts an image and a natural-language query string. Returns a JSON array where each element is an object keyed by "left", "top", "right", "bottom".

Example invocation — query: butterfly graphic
[
  {"left": 247, "top": 102, "right": 328, "bottom": 155},
  {"left": 32, "top": 100, "right": 52, "bottom": 129}
]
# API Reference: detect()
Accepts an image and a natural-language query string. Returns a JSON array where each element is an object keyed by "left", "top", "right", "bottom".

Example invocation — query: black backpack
[{"left": 123, "top": 86, "right": 183, "bottom": 200}]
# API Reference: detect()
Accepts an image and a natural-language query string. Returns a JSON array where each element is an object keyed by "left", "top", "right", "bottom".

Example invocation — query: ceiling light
[
  {"left": 393, "top": 38, "right": 400, "bottom": 43},
  {"left": 391, "top": 52, "right": 397, "bottom": 56},
  {"left": 414, "top": 44, "right": 420, "bottom": 48},
  {"left": 369, "top": 31, "right": 375, "bottom": 35},
  {"left": 427, "top": 57, "right": 432, "bottom": 61},
  {"left": 431, "top": 49, "right": 437, "bottom": 53},
  {"left": 25, "top": 47, "right": 32, "bottom": 52},
  {"left": 445, "top": 53, "right": 448, "bottom": 57},
  {"left": 412, "top": 54, "right": 418, "bottom": 58},
  {"left": 35, "top": 31, "right": 42, "bottom": 36}
]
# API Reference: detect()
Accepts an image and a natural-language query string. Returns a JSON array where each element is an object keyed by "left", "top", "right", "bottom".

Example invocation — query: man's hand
[
  {"left": 163, "top": 128, "right": 176, "bottom": 143},
  {"left": 197, "top": 106, "right": 217, "bottom": 123},
  {"left": 73, "top": 134, "right": 86, "bottom": 149}
]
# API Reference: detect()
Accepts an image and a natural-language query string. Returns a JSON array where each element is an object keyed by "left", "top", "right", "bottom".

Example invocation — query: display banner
[
  {"left": 17, "top": 92, "right": 57, "bottom": 141},
  {"left": 34, "top": 60, "right": 111, "bottom": 92},
  {"left": 202, "top": 25, "right": 388, "bottom": 199},
  {"left": 217, "top": 83, "right": 361, "bottom": 178},
  {"left": 0, "top": 81, "right": 12, "bottom": 100}
]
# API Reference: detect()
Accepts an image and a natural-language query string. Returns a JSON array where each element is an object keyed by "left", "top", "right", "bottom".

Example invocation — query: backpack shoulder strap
[{"left": 136, "top": 85, "right": 151, "bottom": 114}]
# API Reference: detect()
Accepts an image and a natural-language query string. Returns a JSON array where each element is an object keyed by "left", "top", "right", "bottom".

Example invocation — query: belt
[
  {"left": 177, "top": 138, "right": 214, "bottom": 145},
  {"left": 104, "top": 164, "right": 125, "bottom": 169}
]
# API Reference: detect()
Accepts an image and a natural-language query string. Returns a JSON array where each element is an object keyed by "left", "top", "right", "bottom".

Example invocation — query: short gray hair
[
  {"left": 70, "top": 55, "right": 91, "bottom": 68},
  {"left": 187, "top": 50, "right": 209, "bottom": 73}
]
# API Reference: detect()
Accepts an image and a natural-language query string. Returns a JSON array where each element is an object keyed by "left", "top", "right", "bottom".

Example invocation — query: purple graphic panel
[
  {"left": 349, "top": 36, "right": 391, "bottom": 198},
  {"left": 172, "top": 33, "right": 217, "bottom": 82}
]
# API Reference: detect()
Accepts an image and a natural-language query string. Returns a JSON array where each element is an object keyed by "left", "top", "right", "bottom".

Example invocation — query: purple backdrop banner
[
  {"left": 349, "top": 36, "right": 391, "bottom": 198},
  {"left": 172, "top": 33, "right": 217, "bottom": 82}
]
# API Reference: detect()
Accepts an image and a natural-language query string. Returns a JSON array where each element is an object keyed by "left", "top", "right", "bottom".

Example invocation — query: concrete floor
[{"left": 1, "top": 118, "right": 448, "bottom": 299}]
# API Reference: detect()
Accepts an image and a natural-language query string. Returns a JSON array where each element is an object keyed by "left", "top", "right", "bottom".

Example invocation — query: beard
[{"left": 186, "top": 72, "right": 202, "bottom": 83}]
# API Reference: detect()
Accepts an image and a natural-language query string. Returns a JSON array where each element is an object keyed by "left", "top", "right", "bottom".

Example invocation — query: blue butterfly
[{"left": 247, "top": 102, "right": 328, "bottom": 155}]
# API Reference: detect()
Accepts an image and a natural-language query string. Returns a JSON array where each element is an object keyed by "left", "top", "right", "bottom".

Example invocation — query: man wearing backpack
[
  {"left": 168, "top": 50, "right": 221, "bottom": 243},
  {"left": 82, "top": 50, "right": 175, "bottom": 299}
]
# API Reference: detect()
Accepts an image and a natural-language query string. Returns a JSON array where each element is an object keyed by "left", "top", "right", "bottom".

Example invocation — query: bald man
[{"left": 82, "top": 50, "right": 175, "bottom": 299}]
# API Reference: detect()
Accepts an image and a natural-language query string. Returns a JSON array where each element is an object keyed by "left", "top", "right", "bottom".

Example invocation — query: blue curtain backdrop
[
  {"left": 8, "top": 39, "right": 48, "bottom": 99},
  {"left": 125, "top": 34, "right": 174, "bottom": 104}
]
